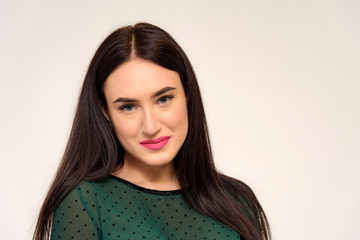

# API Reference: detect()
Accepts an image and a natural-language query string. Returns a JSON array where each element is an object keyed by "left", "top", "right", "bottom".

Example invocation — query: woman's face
[{"left": 102, "top": 58, "right": 188, "bottom": 169}]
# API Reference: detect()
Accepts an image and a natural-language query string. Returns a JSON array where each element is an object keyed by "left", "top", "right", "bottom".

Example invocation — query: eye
[
  {"left": 157, "top": 95, "right": 173, "bottom": 105},
  {"left": 119, "top": 104, "right": 136, "bottom": 112}
]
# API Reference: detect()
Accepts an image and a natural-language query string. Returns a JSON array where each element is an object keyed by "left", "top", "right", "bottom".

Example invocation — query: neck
[{"left": 111, "top": 155, "right": 180, "bottom": 191}]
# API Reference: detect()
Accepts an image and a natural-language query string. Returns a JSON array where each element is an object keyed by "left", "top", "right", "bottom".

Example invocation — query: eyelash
[
  {"left": 118, "top": 95, "right": 174, "bottom": 112},
  {"left": 157, "top": 95, "right": 173, "bottom": 105},
  {"left": 119, "top": 104, "right": 137, "bottom": 112}
]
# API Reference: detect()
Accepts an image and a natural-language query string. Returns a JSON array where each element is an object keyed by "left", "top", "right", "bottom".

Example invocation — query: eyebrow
[{"left": 112, "top": 86, "right": 176, "bottom": 103}]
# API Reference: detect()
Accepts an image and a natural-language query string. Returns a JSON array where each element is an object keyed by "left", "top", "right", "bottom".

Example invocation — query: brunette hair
[{"left": 34, "top": 22, "right": 270, "bottom": 240}]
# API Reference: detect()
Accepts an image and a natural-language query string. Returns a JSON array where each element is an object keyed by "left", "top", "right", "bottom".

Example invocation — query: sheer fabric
[{"left": 51, "top": 175, "right": 241, "bottom": 240}]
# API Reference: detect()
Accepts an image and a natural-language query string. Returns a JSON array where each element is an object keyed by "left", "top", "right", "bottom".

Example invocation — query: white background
[{"left": 1, "top": 0, "right": 359, "bottom": 239}]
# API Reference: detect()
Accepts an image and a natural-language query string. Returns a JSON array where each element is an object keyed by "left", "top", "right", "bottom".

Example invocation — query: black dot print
[{"left": 50, "top": 176, "right": 242, "bottom": 240}]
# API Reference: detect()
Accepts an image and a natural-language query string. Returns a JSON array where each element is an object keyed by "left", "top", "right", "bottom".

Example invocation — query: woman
[{"left": 34, "top": 22, "right": 270, "bottom": 240}]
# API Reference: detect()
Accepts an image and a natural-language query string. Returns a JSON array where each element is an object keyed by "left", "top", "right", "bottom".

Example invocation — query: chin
[
  {"left": 141, "top": 154, "right": 177, "bottom": 168},
  {"left": 124, "top": 150, "right": 176, "bottom": 168}
]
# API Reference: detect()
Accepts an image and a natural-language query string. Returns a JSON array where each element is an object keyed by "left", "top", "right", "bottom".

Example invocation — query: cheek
[
  {"left": 112, "top": 118, "right": 139, "bottom": 142},
  {"left": 166, "top": 102, "right": 188, "bottom": 133}
]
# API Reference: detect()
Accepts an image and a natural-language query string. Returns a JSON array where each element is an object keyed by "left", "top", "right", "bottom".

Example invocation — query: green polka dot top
[{"left": 51, "top": 175, "right": 241, "bottom": 239}]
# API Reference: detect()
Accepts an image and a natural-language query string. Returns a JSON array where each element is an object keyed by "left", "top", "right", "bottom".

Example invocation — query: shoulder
[
  {"left": 59, "top": 180, "right": 98, "bottom": 204},
  {"left": 52, "top": 179, "right": 113, "bottom": 231},
  {"left": 219, "top": 174, "right": 256, "bottom": 199},
  {"left": 54, "top": 177, "right": 116, "bottom": 217},
  {"left": 55, "top": 176, "right": 124, "bottom": 211},
  {"left": 219, "top": 174, "right": 259, "bottom": 216},
  {"left": 54, "top": 181, "right": 98, "bottom": 215},
  {"left": 51, "top": 180, "right": 111, "bottom": 239},
  {"left": 219, "top": 174, "right": 264, "bottom": 230}
]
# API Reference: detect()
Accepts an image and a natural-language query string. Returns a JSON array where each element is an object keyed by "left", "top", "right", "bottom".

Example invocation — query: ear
[
  {"left": 101, "top": 102, "right": 112, "bottom": 125},
  {"left": 102, "top": 106, "right": 110, "bottom": 120}
]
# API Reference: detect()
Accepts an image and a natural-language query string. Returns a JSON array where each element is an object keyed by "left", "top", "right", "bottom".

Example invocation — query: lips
[{"left": 140, "top": 136, "right": 171, "bottom": 150}]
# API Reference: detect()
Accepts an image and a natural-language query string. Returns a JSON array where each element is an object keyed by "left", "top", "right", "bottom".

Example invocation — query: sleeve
[{"left": 51, "top": 182, "right": 102, "bottom": 240}]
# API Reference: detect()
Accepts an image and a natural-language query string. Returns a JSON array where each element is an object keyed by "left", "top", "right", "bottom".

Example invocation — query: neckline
[{"left": 108, "top": 175, "right": 182, "bottom": 196}]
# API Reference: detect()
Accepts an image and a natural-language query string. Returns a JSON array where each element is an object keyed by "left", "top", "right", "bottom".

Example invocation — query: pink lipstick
[{"left": 140, "top": 136, "right": 171, "bottom": 150}]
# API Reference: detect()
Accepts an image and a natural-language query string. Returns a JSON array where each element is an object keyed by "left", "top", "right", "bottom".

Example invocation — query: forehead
[{"left": 103, "top": 59, "right": 182, "bottom": 99}]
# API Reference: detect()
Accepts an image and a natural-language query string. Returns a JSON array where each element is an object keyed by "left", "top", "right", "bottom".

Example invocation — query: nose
[{"left": 142, "top": 107, "right": 161, "bottom": 136}]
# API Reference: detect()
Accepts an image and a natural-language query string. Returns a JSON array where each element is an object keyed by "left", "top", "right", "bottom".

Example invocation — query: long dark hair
[{"left": 34, "top": 22, "right": 270, "bottom": 240}]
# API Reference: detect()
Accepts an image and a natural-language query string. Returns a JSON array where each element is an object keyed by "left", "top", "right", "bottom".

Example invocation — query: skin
[{"left": 102, "top": 58, "right": 188, "bottom": 191}]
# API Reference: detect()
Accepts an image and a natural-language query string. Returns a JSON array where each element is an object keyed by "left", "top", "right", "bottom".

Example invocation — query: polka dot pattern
[{"left": 51, "top": 175, "right": 241, "bottom": 239}]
